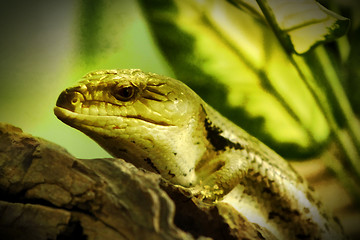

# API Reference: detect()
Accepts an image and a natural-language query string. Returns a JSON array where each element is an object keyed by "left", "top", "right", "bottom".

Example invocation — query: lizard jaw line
[
  {"left": 54, "top": 106, "right": 112, "bottom": 129},
  {"left": 54, "top": 106, "right": 174, "bottom": 129}
]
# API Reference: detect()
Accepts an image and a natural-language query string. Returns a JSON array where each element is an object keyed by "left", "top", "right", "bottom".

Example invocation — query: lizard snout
[{"left": 56, "top": 89, "right": 85, "bottom": 112}]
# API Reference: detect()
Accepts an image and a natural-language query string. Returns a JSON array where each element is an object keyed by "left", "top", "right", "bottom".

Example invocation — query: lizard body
[{"left": 54, "top": 69, "right": 345, "bottom": 239}]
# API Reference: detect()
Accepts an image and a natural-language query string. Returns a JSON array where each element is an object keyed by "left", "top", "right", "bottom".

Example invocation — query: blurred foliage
[
  {"left": 228, "top": 0, "right": 349, "bottom": 54},
  {"left": 72, "top": 0, "right": 172, "bottom": 80}
]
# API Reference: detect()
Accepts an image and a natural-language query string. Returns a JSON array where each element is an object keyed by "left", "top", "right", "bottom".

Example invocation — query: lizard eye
[{"left": 113, "top": 84, "right": 136, "bottom": 101}]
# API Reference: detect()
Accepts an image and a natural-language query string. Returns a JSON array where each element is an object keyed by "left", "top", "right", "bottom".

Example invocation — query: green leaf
[
  {"left": 139, "top": 0, "right": 331, "bottom": 157},
  {"left": 229, "top": 0, "right": 350, "bottom": 54}
]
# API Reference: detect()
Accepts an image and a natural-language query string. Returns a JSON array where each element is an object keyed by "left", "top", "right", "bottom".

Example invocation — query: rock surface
[{"left": 0, "top": 123, "right": 272, "bottom": 240}]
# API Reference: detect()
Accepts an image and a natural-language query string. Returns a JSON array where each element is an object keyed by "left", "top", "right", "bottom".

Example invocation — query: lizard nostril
[
  {"left": 56, "top": 89, "right": 84, "bottom": 112},
  {"left": 71, "top": 96, "right": 80, "bottom": 104}
]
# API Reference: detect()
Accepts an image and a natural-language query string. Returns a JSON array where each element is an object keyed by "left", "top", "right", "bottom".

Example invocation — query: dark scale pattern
[
  {"left": 204, "top": 116, "right": 244, "bottom": 152},
  {"left": 168, "top": 170, "right": 176, "bottom": 178},
  {"left": 144, "top": 157, "right": 160, "bottom": 174}
]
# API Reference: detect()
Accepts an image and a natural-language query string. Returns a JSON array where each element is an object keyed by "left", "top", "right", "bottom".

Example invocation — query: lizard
[{"left": 54, "top": 69, "right": 346, "bottom": 240}]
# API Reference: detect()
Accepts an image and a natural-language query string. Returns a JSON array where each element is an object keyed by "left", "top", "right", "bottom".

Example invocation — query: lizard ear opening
[{"left": 113, "top": 84, "right": 136, "bottom": 102}]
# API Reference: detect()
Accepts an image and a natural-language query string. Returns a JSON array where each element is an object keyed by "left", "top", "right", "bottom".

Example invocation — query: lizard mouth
[
  {"left": 54, "top": 106, "right": 174, "bottom": 130},
  {"left": 54, "top": 106, "right": 109, "bottom": 129}
]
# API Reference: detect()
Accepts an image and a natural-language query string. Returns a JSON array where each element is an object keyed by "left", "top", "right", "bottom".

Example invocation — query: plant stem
[
  {"left": 315, "top": 46, "right": 360, "bottom": 152},
  {"left": 290, "top": 55, "right": 360, "bottom": 178}
]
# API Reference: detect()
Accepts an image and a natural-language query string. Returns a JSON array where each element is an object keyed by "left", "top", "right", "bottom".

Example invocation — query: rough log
[{"left": 0, "top": 123, "right": 272, "bottom": 240}]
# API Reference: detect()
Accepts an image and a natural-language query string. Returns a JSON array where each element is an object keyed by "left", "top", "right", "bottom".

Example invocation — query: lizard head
[{"left": 54, "top": 69, "right": 207, "bottom": 186}]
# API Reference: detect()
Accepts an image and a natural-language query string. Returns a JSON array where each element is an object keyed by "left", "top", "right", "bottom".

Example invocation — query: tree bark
[{"left": 0, "top": 123, "right": 273, "bottom": 240}]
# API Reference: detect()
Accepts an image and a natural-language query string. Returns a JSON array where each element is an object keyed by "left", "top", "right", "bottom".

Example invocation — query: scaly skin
[{"left": 54, "top": 69, "right": 345, "bottom": 239}]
